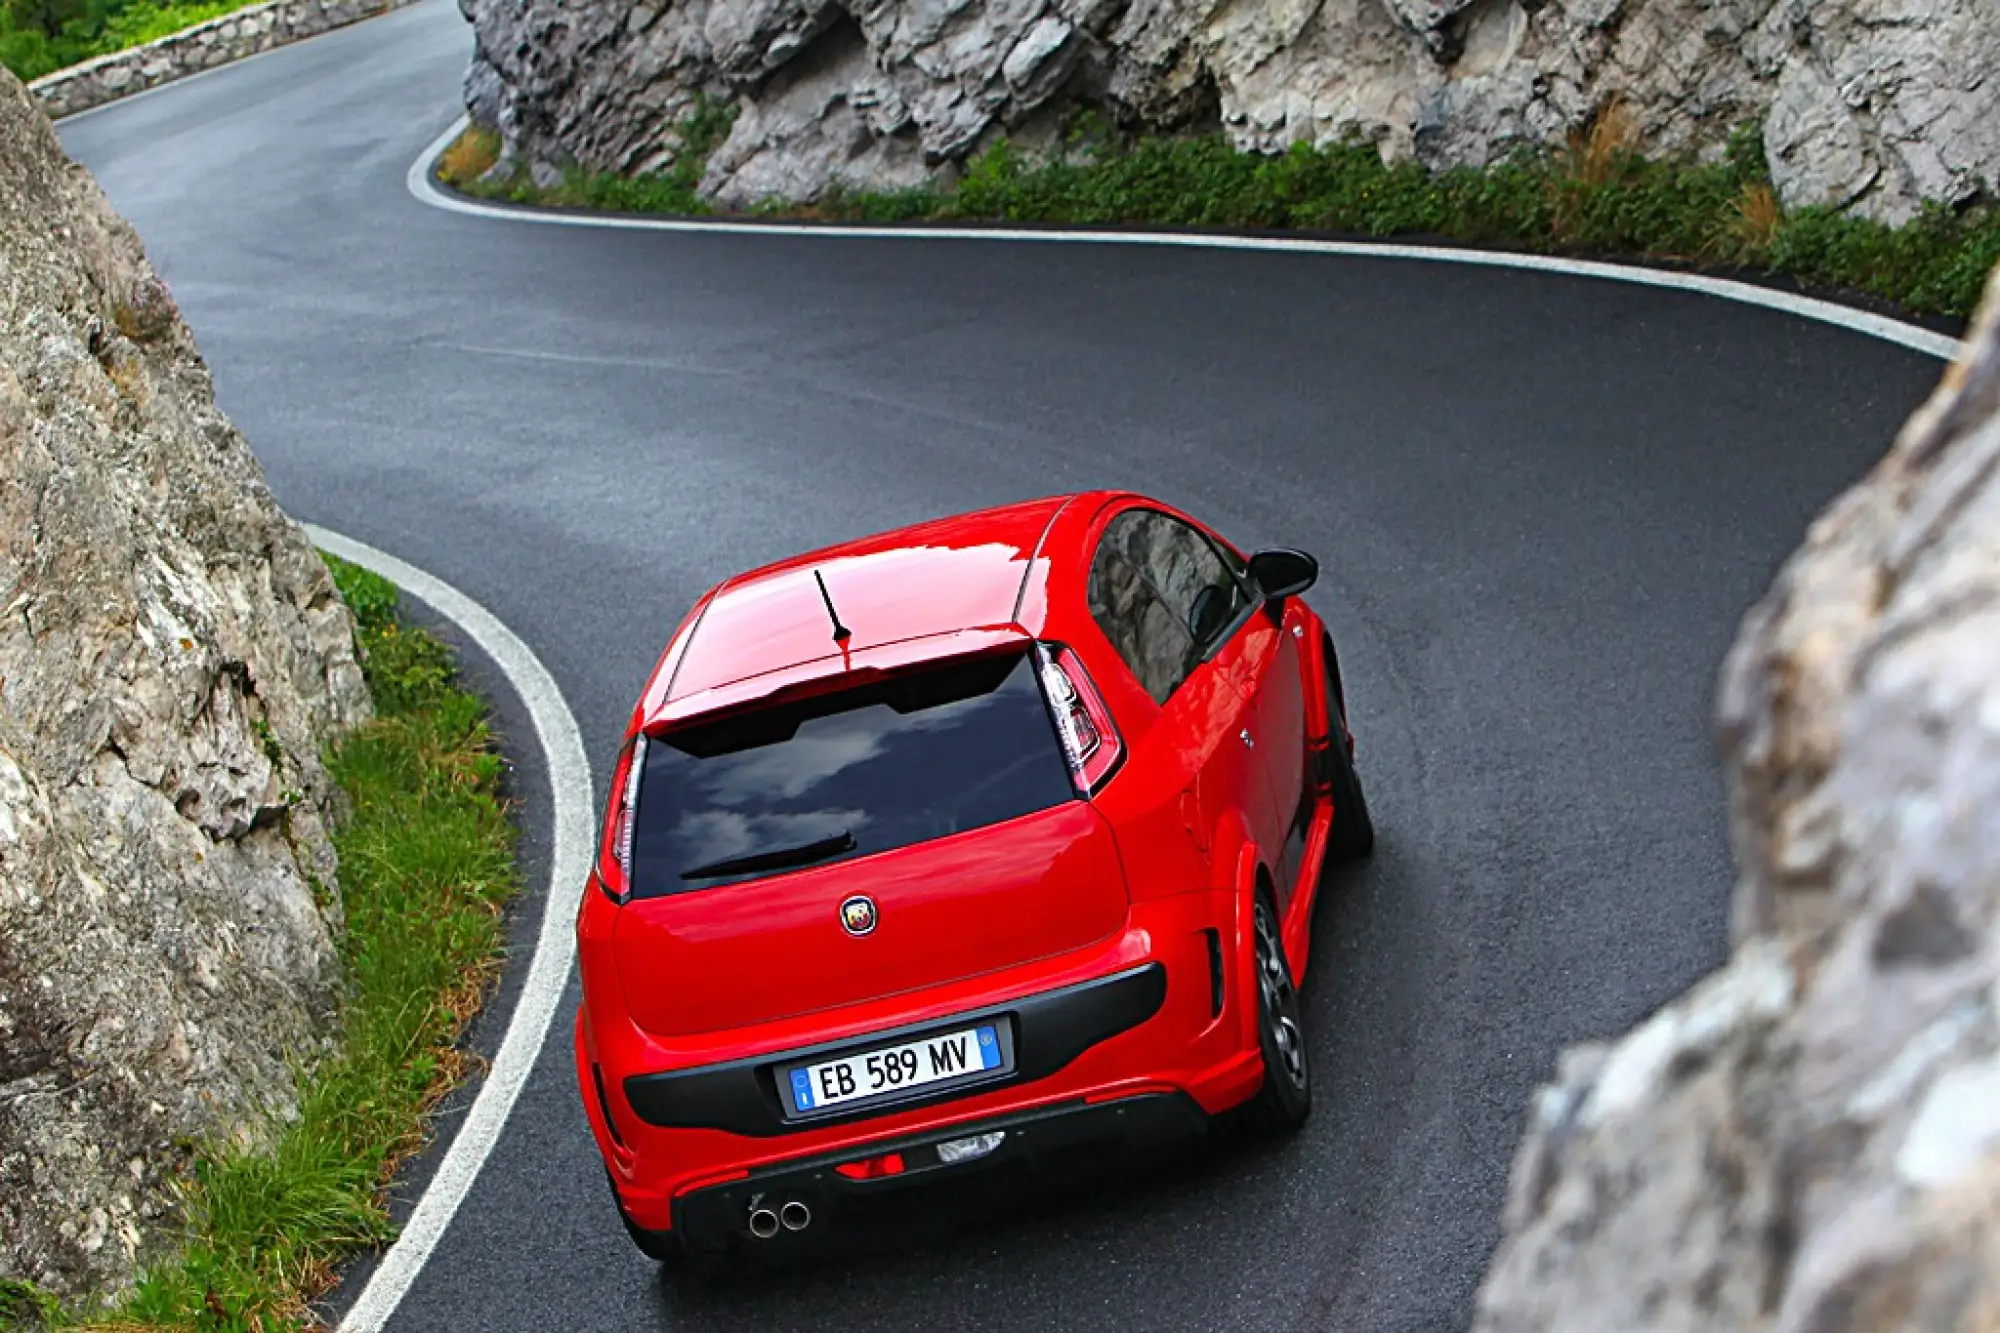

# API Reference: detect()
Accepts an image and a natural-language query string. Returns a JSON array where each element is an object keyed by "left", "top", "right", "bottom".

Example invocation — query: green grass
[
  {"left": 1, "top": 1280, "right": 62, "bottom": 1331},
  {"left": 442, "top": 96, "right": 738, "bottom": 213},
  {"left": 447, "top": 103, "right": 1998, "bottom": 321},
  {"left": 30, "top": 553, "right": 520, "bottom": 1332},
  {"left": 2, "top": 0, "right": 271, "bottom": 81},
  {"left": 93, "top": 0, "right": 246, "bottom": 48}
]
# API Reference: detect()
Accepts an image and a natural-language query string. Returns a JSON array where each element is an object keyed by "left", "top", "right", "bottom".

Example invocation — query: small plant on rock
[{"left": 437, "top": 125, "right": 501, "bottom": 187}]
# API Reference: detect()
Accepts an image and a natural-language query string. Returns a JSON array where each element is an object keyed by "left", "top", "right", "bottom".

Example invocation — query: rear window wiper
[{"left": 677, "top": 831, "right": 858, "bottom": 882}]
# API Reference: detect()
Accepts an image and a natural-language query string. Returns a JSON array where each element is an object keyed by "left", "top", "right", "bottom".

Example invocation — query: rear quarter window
[{"left": 627, "top": 649, "right": 1074, "bottom": 895}]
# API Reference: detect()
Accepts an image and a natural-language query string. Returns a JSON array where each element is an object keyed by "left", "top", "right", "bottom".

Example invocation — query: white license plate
[{"left": 785, "top": 1023, "right": 1002, "bottom": 1114}]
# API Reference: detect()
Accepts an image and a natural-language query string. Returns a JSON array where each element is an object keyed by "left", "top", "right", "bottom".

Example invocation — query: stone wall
[
  {"left": 0, "top": 67, "right": 370, "bottom": 1298},
  {"left": 1472, "top": 261, "right": 2000, "bottom": 1331},
  {"left": 29, "top": 0, "right": 420, "bottom": 120},
  {"left": 458, "top": 0, "right": 1998, "bottom": 223}
]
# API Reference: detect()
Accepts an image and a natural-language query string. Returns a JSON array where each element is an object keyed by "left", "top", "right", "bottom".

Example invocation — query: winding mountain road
[{"left": 58, "top": 7, "right": 1951, "bottom": 1328}]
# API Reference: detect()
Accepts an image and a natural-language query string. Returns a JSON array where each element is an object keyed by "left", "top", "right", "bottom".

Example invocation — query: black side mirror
[{"left": 1248, "top": 548, "right": 1318, "bottom": 601}]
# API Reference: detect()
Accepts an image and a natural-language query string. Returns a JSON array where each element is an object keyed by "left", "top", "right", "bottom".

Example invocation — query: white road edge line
[
  {"left": 407, "top": 113, "right": 1962, "bottom": 363},
  {"left": 306, "top": 525, "right": 592, "bottom": 1333}
]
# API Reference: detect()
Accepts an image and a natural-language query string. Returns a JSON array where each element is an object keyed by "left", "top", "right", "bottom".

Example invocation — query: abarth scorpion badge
[{"left": 839, "top": 895, "right": 878, "bottom": 937}]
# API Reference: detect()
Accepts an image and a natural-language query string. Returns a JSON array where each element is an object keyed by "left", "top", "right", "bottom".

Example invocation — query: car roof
[{"left": 648, "top": 493, "right": 1098, "bottom": 720}]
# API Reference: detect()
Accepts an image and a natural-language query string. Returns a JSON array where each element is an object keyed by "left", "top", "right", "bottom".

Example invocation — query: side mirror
[{"left": 1248, "top": 548, "right": 1318, "bottom": 601}]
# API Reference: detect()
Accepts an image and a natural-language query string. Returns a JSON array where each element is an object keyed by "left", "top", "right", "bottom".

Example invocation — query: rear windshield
[{"left": 627, "top": 649, "right": 1074, "bottom": 896}]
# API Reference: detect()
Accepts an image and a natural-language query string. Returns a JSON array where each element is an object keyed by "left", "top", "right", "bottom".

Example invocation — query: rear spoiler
[{"left": 640, "top": 626, "right": 1033, "bottom": 736}]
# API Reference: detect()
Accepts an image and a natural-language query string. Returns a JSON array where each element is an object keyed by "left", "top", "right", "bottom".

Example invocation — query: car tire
[
  {"left": 1323, "top": 667, "right": 1375, "bottom": 861},
  {"left": 1233, "top": 894, "right": 1312, "bottom": 1135},
  {"left": 607, "top": 1168, "right": 686, "bottom": 1265}
]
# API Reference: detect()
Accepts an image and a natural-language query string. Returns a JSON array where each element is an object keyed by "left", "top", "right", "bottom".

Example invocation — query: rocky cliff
[
  {"left": 1473, "top": 266, "right": 2000, "bottom": 1331},
  {"left": 458, "top": 0, "right": 1997, "bottom": 221},
  {"left": 0, "top": 68, "right": 370, "bottom": 1299}
]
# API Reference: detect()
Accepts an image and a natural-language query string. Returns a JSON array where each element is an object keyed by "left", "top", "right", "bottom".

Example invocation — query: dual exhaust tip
[{"left": 747, "top": 1199, "right": 811, "bottom": 1239}]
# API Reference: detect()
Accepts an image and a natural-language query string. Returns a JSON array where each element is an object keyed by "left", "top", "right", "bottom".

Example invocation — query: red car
[{"left": 575, "top": 491, "right": 1374, "bottom": 1261}]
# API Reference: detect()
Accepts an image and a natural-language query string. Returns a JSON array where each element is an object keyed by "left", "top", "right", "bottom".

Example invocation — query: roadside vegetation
[
  {"left": 1, "top": 0, "right": 267, "bottom": 81},
  {"left": 1, "top": 1282, "right": 61, "bottom": 1331},
  {"left": 19, "top": 555, "right": 519, "bottom": 1332},
  {"left": 441, "top": 101, "right": 1999, "bottom": 321}
]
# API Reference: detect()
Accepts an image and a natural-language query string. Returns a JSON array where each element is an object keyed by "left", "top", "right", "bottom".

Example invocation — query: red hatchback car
[{"left": 576, "top": 491, "right": 1374, "bottom": 1261}]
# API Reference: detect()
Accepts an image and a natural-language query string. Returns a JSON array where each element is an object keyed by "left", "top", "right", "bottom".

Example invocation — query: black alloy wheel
[{"left": 1234, "top": 895, "right": 1313, "bottom": 1134}]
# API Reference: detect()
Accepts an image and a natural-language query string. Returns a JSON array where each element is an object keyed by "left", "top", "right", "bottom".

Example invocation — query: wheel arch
[
  {"left": 1319, "top": 630, "right": 1348, "bottom": 735},
  {"left": 1224, "top": 838, "right": 1275, "bottom": 1047}
]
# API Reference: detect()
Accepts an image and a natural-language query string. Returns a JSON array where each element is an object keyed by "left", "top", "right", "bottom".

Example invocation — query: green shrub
[
  {"left": 454, "top": 110, "right": 1997, "bottom": 320},
  {"left": 1770, "top": 201, "right": 2000, "bottom": 317},
  {"left": 3, "top": 0, "right": 88, "bottom": 40},
  {"left": 1, "top": 0, "right": 267, "bottom": 81},
  {"left": 320, "top": 551, "right": 397, "bottom": 633},
  {"left": 95, "top": 0, "right": 244, "bottom": 48},
  {"left": 0, "top": 1278, "right": 60, "bottom": 1330},
  {"left": 462, "top": 94, "right": 739, "bottom": 217},
  {"left": 0, "top": 18, "right": 57, "bottom": 79}
]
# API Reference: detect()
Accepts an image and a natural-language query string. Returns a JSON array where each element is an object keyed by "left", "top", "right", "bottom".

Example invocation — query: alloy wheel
[{"left": 1255, "top": 902, "right": 1308, "bottom": 1091}]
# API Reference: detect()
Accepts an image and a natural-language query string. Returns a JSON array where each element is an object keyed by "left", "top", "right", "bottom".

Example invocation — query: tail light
[
  {"left": 1035, "top": 643, "right": 1124, "bottom": 795},
  {"left": 596, "top": 733, "right": 648, "bottom": 904},
  {"left": 834, "top": 1152, "right": 906, "bottom": 1180}
]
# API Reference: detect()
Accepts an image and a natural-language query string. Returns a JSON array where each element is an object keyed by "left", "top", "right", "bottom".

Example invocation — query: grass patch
[
  {"left": 39, "top": 552, "right": 519, "bottom": 1332},
  {"left": 444, "top": 95, "right": 738, "bottom": 215},
  {"left": 437, "top": 124, "right": 499, "bottom": 188},
  {"left": 2, "top": 1280, "right": 62, "bottom": 1331},
  {"left": 2, "top": 0, "right": 270, "bottom": 81},
  {"left": 92, "top": 0, "right": 245, "bottom": 48},
  {"left": 455, "top": 100, "right": 1998, "bottom": 321}
]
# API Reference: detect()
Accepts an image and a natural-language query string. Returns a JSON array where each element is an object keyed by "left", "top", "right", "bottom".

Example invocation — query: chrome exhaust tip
[
  {"left": 747, "top": 1207, "right": 780, "bottom": 1239},
  {"left": 779, "top": 1200, "right": 811, "bottom": 1232}
]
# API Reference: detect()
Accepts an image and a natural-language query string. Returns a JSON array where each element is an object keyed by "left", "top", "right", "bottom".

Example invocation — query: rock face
[
  {"left": 1473, "top": 265, "right": 2000, "bottom": 1332},
  {"left": 0, "top": 68, "right": 369, "bottom": 1298},
  {"left": 459, "top": 0, "right": 1998, "bottom": 222}
]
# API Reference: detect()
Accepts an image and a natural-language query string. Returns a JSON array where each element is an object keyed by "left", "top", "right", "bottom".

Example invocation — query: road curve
[{"left": 60, "top": 9, "right": 1948, "bottom": 1329}]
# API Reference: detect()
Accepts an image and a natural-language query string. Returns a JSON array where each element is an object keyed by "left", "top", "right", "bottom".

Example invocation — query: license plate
[{"left": 785, "top": 1023, "right": 1003, "bottom": 1114}]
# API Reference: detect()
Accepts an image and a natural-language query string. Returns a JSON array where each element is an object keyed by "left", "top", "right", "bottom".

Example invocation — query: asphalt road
[{"left": 59, "top": 9, "right": 1948, "bottom": 1329}]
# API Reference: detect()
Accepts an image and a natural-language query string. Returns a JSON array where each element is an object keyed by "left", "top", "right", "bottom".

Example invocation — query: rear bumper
[
  {"left": 579, "top": 889, "right": 1266, "bottom": 1234},
  {"left": 673, "top": 1092, "right": 1210, "bottom": 1254},
  {"left": 623, "top": 962, "right": 1167, "bottom": 1137}
]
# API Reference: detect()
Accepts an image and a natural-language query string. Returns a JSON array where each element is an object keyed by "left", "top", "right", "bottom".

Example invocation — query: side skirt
[{"left": 1279, "top": 787, "right": 1336, "bottom": 986}]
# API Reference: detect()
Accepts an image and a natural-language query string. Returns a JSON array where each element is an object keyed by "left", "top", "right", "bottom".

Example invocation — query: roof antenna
[{"left": 813, "top": 570, "right": 852, "bottom": 643}]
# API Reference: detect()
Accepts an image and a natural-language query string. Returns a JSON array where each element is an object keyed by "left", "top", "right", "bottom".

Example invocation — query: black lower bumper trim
[
  {"left": 670, "top": 1092, "right": 1210, "bottom": 1254},
  {"left": 624, "top": 962, "right": 1167, "bottom": 1136}
]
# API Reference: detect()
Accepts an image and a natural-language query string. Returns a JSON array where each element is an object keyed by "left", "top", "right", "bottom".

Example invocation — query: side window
[
  {"left": 1088, "top": 508, "right": 1249, "bottom": 704},
  {"left": 1086, "top": 543, "right": 1190, "bottom": 705},
  {"left": 1143, "top": 515, "right": 1251, "bottom": 648}
]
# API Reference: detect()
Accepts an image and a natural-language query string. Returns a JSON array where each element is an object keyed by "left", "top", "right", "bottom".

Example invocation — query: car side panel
[
  {"left": 1084, "top": 628, "right": 1264, "bottom": 904},
  {"left": 1212, "top": 602, "right": 1297, "bottom": 910},
  {"left": 1247, "top": 601, "right": 1313, "bottom": 913},
  {"left": 1056, "top": 497, "right": 1268, "bottom": 906},
  {"left": 1275, "top": 607, "right": 1345, "bottom": 983}
]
